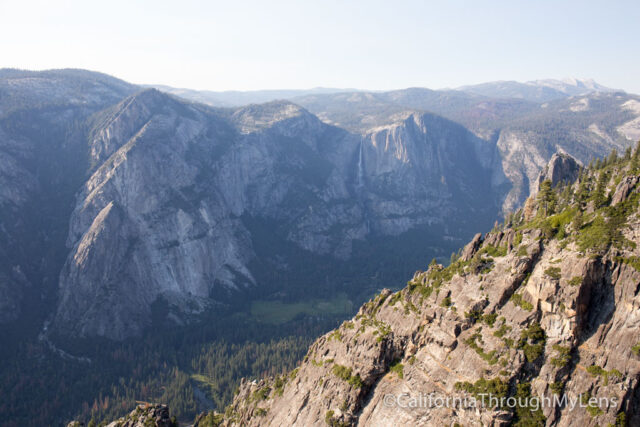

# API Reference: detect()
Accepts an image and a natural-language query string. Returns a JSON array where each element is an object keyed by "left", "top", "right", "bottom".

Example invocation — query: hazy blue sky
[{"left": 2, "top": 0, "right": 639, "bottom": 93}]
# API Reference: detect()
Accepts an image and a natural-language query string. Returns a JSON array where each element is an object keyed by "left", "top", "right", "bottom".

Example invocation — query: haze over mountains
[
  {"left": 1, "top": 69, "right": 639, "bottom": 343},
  {"left": 2, "top": 68, "right": 640, "bottom": 426},
  {"left": 158, "top": 75, "right": 638, "bottom": 212},
  {"left": 150, "top": 77, "right": 617, "bottom": 106},
  {"left": 144, "top": 85, "right": 358, "bottom": 108},
  {"left": 457, "top": 77, "right": 617, "bottom": 102}
]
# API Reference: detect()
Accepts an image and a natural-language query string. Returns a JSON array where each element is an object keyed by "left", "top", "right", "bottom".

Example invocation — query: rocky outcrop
[
  {"left": 68, "top": 403, "right": 176, "bottom": 427},
  {"left": 222, "top": 164, "right": 640, "bottom": 426},
  {"left": 533, "top": 152, "right": 582, "bottom": 195},
  {"left": 612, "top": 175, "right": 639, "bottom": 206},
  {"left": 460, "top": 233, "right": 483, "bottom": 261}
]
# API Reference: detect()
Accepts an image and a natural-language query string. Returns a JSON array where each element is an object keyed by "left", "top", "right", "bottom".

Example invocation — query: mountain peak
[
  {"left": 528, "top": 77, "right": 615, "bottom": 93},
  {"left": 231, "top": 100, "right": 316, "bottom": 133},
  {"left": 0, "top": 68, "right": 137, "bottom": 114},
  {"left": 457, "top": 78, "right": 615, "bottom": 102}
]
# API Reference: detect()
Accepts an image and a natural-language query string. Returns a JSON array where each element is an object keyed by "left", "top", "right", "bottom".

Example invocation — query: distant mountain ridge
[
  {"left": 149, "top": 77, "right": 619, "bottom": 108},
  {"left": 0, "top": 69, "right": 638, "bottom": 342},
  {"left": 457, "top": 77, "right": 617, "bottom": 102},
  {"left": 144, "top": 85, "right": 360, "bottom": 107}
]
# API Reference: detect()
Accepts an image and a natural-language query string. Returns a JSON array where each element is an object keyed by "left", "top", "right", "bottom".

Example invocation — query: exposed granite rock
[
  {"left": 532, "top": 152, "right": 582, "bottom": 195},
  {"left": 68, "top": 403, "right": 175, "bottom": 427},
  {"left": 52, "top": 91, "right": 500, "bottom": 340},
  {"left": 294, "top": 89, "right": 640, "bottom": 215},
  {"left": 0, "top": 69, "right": 137, "bottom": 324},
  {"left": 461, "top": 233, "right": 483, "bottom": 261},
  {"left": 222, "top": 169, "right": 640, "bottom": 427},
  {"left": 612, "top": 175, "right": 639, "bottom": 206},
  {"left": 4, "top": 69, "right": 635, "bottom": 345}
]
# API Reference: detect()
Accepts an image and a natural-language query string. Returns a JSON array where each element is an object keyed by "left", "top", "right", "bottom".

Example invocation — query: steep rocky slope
[
  {"left": 51, "top": 88, "right": 500, "bottom": 339},
  {"left": 0, "top": 69, "right": 137, "bottom": 324},
  {"left": 145, "top": 81, "right": 640, "bottom": 216},
  {"left": 293, "top": 90, "right": 640, "bottom": 212},
  {"left": 219, "top": 150, "right": 640, "bottom": 426},
  {"left": 493, "top": 93, "right": 640, "bottom": 211},
  {"left": 2, "top": 69, "right": 637, "bottom": 344}
]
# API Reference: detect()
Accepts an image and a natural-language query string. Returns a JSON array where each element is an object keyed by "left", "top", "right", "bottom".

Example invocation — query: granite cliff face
[
  {"left": 293, "top": 90, "right": 640, "bottom": 213},
  {"left": 221, "top": 155, "right": 640, "bottom": 426},
  {"left": 2, "top": 69, "right": 638, "bottom": 343},
  {"left": 51, "top": 89, "right": 500, "bottom": 339},
  {"left": 532, "top": 152, "right": 582, "bottom": 195},
  {"left": 0, "top": 69, "right": 137, "bottom": 324},
  {"left": 156, "top": 81, "right": 640, "bottom": 217},
  {"left": 448, "top": 92, "right": 640, "bottom": 213}
]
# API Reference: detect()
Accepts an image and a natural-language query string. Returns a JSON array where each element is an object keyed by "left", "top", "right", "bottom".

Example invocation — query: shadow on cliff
[{"left": 574, "top": 257, "right": 616, "bottom": 346}]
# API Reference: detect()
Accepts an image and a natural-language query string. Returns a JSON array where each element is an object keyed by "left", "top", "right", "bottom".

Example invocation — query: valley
[{"left": 0, "top": 69, "right": 639, "bottom": 425}]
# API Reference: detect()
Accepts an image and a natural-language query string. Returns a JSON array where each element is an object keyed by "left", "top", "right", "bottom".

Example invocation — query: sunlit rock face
[{"left": 51, "top": 89, "right": 499, "bottom": 339}]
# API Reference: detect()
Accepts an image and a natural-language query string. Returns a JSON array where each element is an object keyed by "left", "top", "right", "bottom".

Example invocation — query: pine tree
[
  {"left": 575, "top": 170, "right": 591, "bottom": 207},
  {"left": 573, "top": 210, "right": 583, "bottom": 232},
  {"left": 504, "top": 211, "right": 514, "bottom": 227},
  {"left": 536, "top": 180, "right": 556, "bottom": 217},
  {"left": 594, "top": 157, "right": 602, "bottom": 170},
  {"left": 558, "top": 182, "right": 573, "bottom": 211},
  {"left": 450, "top": 252, "right": 458, "bottom": 265},
  {"left": 592, "top": 170, "right": 609, "bottom": 208}
]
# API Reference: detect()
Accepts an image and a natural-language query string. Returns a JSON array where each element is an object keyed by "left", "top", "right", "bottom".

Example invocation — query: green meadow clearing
[{"left": 250, "top": 293, "right": 354, "bottom": 324}]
